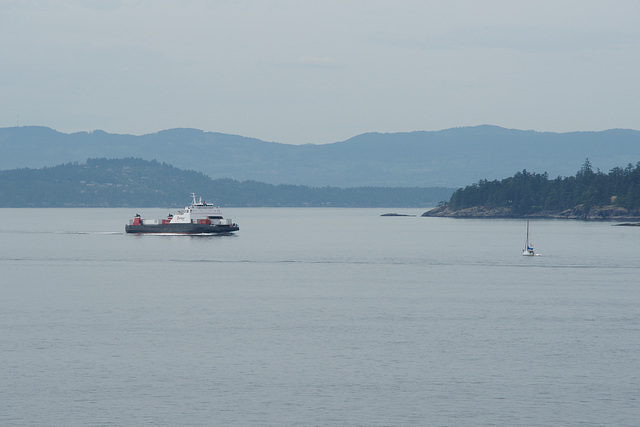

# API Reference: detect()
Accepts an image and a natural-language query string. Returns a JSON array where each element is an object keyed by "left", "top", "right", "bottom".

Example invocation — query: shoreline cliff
[{"left": 422, "top": 204, "right": 640, "bottom": 220}]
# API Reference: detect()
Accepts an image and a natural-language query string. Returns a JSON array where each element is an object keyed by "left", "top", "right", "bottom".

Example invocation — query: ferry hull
[{"left": 125, "top": 223, "right": 239, "bottom": 234}]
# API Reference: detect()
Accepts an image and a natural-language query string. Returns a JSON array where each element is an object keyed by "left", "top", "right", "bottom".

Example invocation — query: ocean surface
[{"left": 1, "top": 207, "right": 639, "bottom": 426}]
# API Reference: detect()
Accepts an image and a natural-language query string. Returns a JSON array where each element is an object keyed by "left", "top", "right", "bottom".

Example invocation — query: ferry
[{"left": 125, "top": 193, "right": 239, "bottom": 234}]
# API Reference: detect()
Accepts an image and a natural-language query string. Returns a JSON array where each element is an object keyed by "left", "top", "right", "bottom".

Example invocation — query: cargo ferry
[{"left": 125, "top": 194, "right": 239, "bottom": 234}]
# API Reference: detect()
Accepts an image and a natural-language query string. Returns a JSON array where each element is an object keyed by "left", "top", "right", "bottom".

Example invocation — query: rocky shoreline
[
  {"left": 422, "top": 204, "right": 640, "bottom": 221},
  {"left": 381, "top": 213, "right": 416, "bottom": 217}
]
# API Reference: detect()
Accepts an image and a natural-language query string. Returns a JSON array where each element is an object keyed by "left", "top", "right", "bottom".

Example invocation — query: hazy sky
[{"left": 2, "top": 0, "right": 639, "bottom": 144}]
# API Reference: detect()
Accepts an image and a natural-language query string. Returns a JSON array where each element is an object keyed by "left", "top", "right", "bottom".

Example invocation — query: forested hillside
[
  {"left": 0, "top": 158, "right": 453, "bottom": 207},
  {"left": 427, "top": 160, "right": 640, "bottom": 218}
]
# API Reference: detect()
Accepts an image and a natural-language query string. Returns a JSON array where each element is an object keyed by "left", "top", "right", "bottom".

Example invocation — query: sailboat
[{"left": 522, "top": 219, "right": 535, "bottom": 256}]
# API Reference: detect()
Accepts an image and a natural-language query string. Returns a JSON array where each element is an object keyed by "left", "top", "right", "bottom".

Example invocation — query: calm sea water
[{"left": 1, "top": 208, "right": 639, "bottom": 426}]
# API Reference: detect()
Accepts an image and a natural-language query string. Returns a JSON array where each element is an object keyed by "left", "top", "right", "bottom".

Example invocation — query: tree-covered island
[
  {"left": 0, "top": 158, "right": 453, "bottom": 207},
  {"left": 423, "top": 159, "right": 640, "bottom": 219}
]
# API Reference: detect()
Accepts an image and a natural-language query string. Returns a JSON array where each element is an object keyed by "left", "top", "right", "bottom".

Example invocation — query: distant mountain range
[{"left": 2, "top": 125, "right": 640, "bottom": 187}]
